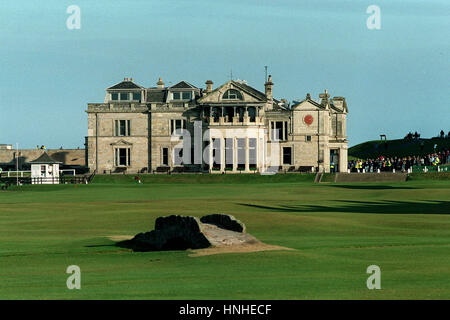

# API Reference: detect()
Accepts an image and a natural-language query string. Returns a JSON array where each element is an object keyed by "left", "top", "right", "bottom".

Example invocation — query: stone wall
[
  {"left": 0, "top": 149, "right": 85, "bottom": 168},
  {"left": 87, "top": 111, "right": 149, "bottom": 173}
]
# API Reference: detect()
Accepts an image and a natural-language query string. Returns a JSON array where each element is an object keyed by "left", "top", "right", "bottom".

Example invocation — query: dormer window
[
  {"left": 132, "top": 92, "right": 141, "bottom": 101},
  {"left": 172, "top": 91, "right": 192, "bottom": 101},
  {"left": 222, "top": 89, "right": 242, "bottom": 100},
  {"left": 110, "top": 92, "right": 141, "bottom": 102}
]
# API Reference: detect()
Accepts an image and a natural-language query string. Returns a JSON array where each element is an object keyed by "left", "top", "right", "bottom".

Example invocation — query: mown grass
[
  {"left": 0, "top": 175, "right": 449, "bottom": 299},
  {"left": 92, "top": 173, "right": 316, "bottom": 184}
]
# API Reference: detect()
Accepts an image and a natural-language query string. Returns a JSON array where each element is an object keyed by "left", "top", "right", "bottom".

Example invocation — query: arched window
[{"left": 222, "top": 89, "right": 243, "bottom": 100}]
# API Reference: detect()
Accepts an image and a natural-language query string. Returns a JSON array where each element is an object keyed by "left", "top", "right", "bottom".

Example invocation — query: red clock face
[{"left": 304, "top": 115, "right": 314, "bottom": 125}]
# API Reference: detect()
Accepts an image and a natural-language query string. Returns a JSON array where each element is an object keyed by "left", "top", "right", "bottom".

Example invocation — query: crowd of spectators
[
  {"left": 348, "top": 148, "right": 450, "bottom": 173},
  {"left": 404, "top": 131, "right": 421, "bottom": 141},
  {"left": 438, "top": 130, "right": 450, "bottom": 139},
  {"left": 404, "top": 130, "right": 450, "bottom": 141}
]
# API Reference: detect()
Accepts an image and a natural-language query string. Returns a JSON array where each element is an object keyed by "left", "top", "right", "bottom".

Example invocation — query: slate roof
[
  {"left": 232, "top": 81, "right": 267, "bottom": 101},
  {"left": 291, "top": 98, "right": 324, "bottom": 110},
  {"left": 29, "top": 152, "right": 62, "bottom": 164},
  {"left": 170, "top": 81, "right": 197, "bottom": 89},
  {"left": 108, "top": 80, "right": 143, "bottom": 90},
  {"left": 146, "top": 89, "right": 167, "bottom": 103}
]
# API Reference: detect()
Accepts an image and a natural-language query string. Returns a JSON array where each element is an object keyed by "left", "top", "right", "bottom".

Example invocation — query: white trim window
[
  {"left": 172, "top": 91, "right": 192, "bottom": 101},
  {"left": 171, "top": 119, "right": 186, "bottom": 134},
  {"left": 114, "top": 120, "right": 131, "bottom": 136},
  {"left": 114, "top": 148, "right": 131, "bottom": 167},
  {"left": 271, "top": 121, "right": 288, "bottom": 141},
  {"left": 110, "top": 92, "right": 141, "bottom": 101}
]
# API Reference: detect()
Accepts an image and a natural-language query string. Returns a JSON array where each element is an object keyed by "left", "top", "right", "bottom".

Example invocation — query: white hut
[{"left": 30, "top": 152, "right": 62, "bottom": 184}]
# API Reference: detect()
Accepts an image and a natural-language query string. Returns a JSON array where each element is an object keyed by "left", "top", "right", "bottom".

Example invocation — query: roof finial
[{"left": 157, "top": 77, "right": 165, "bottom": 88}]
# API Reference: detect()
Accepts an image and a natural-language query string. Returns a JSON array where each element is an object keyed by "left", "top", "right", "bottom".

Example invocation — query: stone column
[{"left": 339, "top": 146, "right": 348, "bottom": 173}]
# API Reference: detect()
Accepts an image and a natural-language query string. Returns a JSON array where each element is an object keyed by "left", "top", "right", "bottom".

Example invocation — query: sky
[{"left": 0, "top": 0, "right": 448, "bottom": 148}]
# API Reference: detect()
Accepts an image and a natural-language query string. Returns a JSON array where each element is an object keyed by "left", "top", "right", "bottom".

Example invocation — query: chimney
[
  {"left": 157, "top": 77, "right": 164, "bottom": 89},
  {"left": 205, "top": 80, "right": 213, "bottom": 93},
  {"left": 319, "top": 89, "right": 330, "bottom": 107},
  {"left": 264, "top": 75, "right": 273, "bottom": 100}
]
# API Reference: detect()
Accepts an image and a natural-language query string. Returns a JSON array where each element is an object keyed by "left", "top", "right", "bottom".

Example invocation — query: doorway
[{"left": 330, "top": 149, "right": 339, "bottom": 173}]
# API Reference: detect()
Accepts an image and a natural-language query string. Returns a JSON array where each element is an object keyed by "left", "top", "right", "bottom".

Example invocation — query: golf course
[{"left": 0, "top": 174, "right": 449, "bottom": 299}]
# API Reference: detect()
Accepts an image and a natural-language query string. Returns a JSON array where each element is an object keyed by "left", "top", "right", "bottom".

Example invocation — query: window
[
  {"left": 212, "top": 138, "right": 221, "bottom": 170},
  {"left": 271, "top": 121, "right": 288, "bottom": 141},
  {"left": 111, "top": 92, "right": 137, "bottom": 101},
  {"left": 182, "top": 92, "right": 192, "bottom": 100},
  {"left": 225, "top": 138, "right": 233, "bottom": 169},
  {"left": 162, "top": 148, "right": 169, "bottom": 166},
  {"left": 249, "top": 138, "right": 257, "bottom": 169},
  {"left": 306, "top": 136, "right": 312, "bottom": 142},
  {"left": 237, "top": 138, "right": 246, "bottom": 170},
  {"left": 172, "top": 91, "right": 192, "bottom": 100},
  {"left": 132, "top": 92, "right": 141, "bottom": 101},
  {"left": 114, "top": 120, "right": 131, "bottom": 136},
  {"left": 283, "top": 147, "right": 292, "bottom": 165},
  {"left": 222, "top": 89, "right": 243, "bottom": 100},
  {"left": 171, "top": 119, "right": 186, "bottom": 135},
  {"left": 114, "top": 148, "right": 130, "bottom": 166}
]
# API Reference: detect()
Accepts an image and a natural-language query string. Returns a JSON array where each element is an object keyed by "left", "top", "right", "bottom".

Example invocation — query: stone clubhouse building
[{"left": 85, "top": 76, "right": 348, "bottom": 174}]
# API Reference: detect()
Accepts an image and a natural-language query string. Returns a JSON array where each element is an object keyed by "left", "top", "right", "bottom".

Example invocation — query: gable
[
  {"left": 198, "top": 81, "right": 267, "bottom": 104},
  {"left": 291, "top": 99, "right": 324, "bottom": 111},
  {"left": 170, "top": 81, "right": 197, "bottom": 89},
  {"left": 108, "top": 81, "right": 143, "bottom": 90},
  {"left": 110, "top": 139, "right": 133, "bottom": 146}
]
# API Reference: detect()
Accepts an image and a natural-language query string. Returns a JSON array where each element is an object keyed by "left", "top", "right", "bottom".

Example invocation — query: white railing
[{"left": 2, "top": 170, "right": 31, "bottom": 177}]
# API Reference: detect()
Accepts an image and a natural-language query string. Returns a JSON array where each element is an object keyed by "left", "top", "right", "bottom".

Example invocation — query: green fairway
[{"left": 0, "top": 175, "right": 449, "bottom": 299}]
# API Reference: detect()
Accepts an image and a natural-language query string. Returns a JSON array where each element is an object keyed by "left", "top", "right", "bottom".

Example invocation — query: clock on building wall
[{"left": 304, "top": 114, "right": 314, "bottom": 126}]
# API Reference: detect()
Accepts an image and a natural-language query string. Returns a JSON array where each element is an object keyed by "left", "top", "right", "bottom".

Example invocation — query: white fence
[{"left": 1, "top": 169, "right": 76, "bottom": 177}]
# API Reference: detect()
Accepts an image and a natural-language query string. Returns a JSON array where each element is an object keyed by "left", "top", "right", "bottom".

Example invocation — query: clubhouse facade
[{"left": 85, "top": 76, "right": 348, "bottom": 174}]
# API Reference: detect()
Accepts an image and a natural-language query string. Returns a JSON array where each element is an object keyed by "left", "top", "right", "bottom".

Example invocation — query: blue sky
[{"left": 0, "top": 0, "right": 448, "bottom": 148}]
